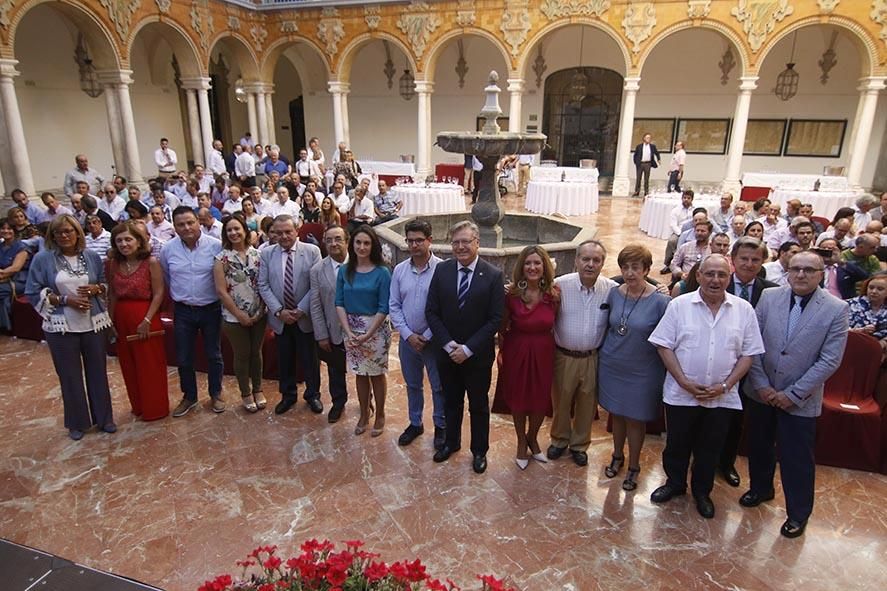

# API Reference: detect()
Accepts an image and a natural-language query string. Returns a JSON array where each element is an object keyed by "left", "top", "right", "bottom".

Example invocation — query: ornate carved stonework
[
  {"left": 719, "top": 47, "right": 736, "bottom": 84},
  {"left": 0, "top": 0, "right": 14, "bottom": 29},
  {"left": 227, "top": 15, "right": 240, "bottom": 31},
  {"left": 456, "top": 0, "right": 476, "bottom": 27},
  {"left": 250, "top": 24, "right": 267, "bottom": 52},
  {"left": 500, "top": 0, "right": 531, "bottom": 57},
  {"left": 622, "top": 1, "right": 657, "bottom": 53},
  {"left": 280, "top": 20, "right": 298, "bottom": 34},
  {"left": 317, "top": 8, "right": 345, "bottom": 57},
  {"left": 873, "top": 1, "right": 887, "bottom": 47},
  {"left": 154, "top": 0, "right": 170, "bottom": 15},
  {"left": 396, "top": 2, "right": 442, "bottom": 59},
  {"left": 687, "top": 0, "right": 711, "bottom": 19},
  {"left": 540, "top": 0, "right": 609, "bottom": 20},
  {"left": 731, "top": 0, "right": 795, "bottom": 52},
  {"left": 364, "top": 6, "right": 381, "bottom": 30},
  {"left": 190, "top": 0, "right": 214, "bottom": 52},
  {"left": 100, "top": 0, "right": 142, "bottom": 41},
  {"left": 818, "top": 34, "right": 837, "bottom": 84},
  {"left": 817, "top": 0, "right": 839, "bottom": 14},
  {"left": 532, "top": 45, "right": 547, "bottom": 88}
]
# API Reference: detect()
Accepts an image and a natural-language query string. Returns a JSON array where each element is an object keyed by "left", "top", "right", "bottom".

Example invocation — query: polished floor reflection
[{"left": 0, "top": 197, "right": 885, "bottom": 591}]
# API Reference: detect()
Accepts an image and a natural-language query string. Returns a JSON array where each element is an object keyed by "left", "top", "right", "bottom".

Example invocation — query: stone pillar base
[{"left": 611, "top": 176, "right": 631, "bottom": 197}]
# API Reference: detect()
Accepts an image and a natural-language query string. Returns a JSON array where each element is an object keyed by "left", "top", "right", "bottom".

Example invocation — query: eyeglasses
[
  {"left": 53, "top": 229, "right": 76, "bottom": 237},
  {"left": 788, "top": 266, "right": 823, "bottom": 275},
  {"left": 451, "top": 239, "right": 476, "bottom": 247},
  {"left": 324, "top": 237, "right": 345, "bottom": 244},
  {"left": 406, "top": 238, "right": 427, "bottom": 245}
]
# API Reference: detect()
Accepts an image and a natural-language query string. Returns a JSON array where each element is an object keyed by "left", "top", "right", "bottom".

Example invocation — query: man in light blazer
[
  {"left": 741, "top": 251, "right": 849, "bottom": 538},
  {"left": 258, "top": 214, "right": 323, "bottom": 415},
  {"left": 309, "top": 224, "right": 349, "bottom": 423},
  {"left": 426, "top": 220, "right": 505, "bottom": 474}
]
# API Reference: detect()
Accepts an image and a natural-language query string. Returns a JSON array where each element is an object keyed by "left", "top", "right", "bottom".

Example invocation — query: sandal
[
  {"left": 242, "top": 395, "right": 258, "bottom": 413},
  {"left": 254, "top": 392, "right": 267, "bottom": 410},
  {"left": 622, "top": 466, "right": 641, "bottom": 491},
  {"left": 604, "top": 454, "right": 625, "bottom": 478}
]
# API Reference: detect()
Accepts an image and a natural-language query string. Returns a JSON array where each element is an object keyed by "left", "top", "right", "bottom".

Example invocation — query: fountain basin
[
  {"left": 436, "top": 132, "right": 546, "bottom": 158},
  {"left": 375, "top": 212, "right": 595, "bottom": 278}
]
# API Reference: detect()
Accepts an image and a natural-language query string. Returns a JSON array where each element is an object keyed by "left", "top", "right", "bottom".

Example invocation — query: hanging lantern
[
  {"left": 399, "top": 69, "right": 415, "bottom": 100},
  {"left": 234, "top": 78, "right": 248, "bottom": 104},
  {"left": 774, "top": 32, "right": 799, "bottom": 102},
  {"left": 569, "top": 70, "right": 588, "bottom": 105},
  {"left": 73, "top": 33, "right": 102, "bottom": 98}
]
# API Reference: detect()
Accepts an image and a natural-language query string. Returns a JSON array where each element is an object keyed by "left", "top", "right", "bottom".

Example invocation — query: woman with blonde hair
[{"left": 495, "top": 245, "right": 559, "bottom": 470}]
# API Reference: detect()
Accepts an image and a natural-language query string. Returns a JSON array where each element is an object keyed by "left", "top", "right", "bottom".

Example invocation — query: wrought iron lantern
[
  {"left": 234, "top": 78, "right": 248, "bottom": 104},
  {"left": 399, "top": 68, "right": 416, "bottom": 100},
  {"left": 775, "top": 33, "right": 799, "bottom": 101},
  {"left": 569, "top": 27, "right": 588, "bottom": 104},
  {"left": 73, "top": 34, "right": 102, "bottom": 98}
]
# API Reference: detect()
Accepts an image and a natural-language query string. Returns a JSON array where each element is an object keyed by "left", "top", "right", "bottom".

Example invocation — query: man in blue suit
[
  {"left": 741, "top": 251, "right": 849, "bottom": 538},
  {"left": 632, "top": 133, "right": 660, "bottom": 197}
]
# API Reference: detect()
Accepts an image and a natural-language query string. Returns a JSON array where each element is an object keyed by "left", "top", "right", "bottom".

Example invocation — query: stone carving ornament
[
  {"left": 817, "top": 0, "right": 839, "bottom": 14},
  {"left": 0, "top": 0, "right": 14, "bottom": 29},
  {"left": 280, "top": 20, "right": 298, "bottom": 34},
  {"left": 318, "top": 7, "right": 345, "bottom": 57},
  {"left": 190, "top": 0, "right": 214, "bottom": 52},
  {"left": 364, "top": 6, "right": 381, "bottom": 30},
  {"left": 874, "top": 1, "right": 887, "bottom": 47},
  {"left": 622, "top": 1, "right": 657, "bottom": 53},
  {"left": 228, "top": 15, "right": 241, "bottom": 32},
  {"left": 396, "top": 1, "right": 442, "bottom": 59},
  {"left": 155, "top": 0, "right": 171, "bottom": 15},
  {"left": 500, "top": 0, "right": 531, "bottom": 57},
  {"left": 250, "top": 24, "right": 267, "bottom": 52},
  {"left": 100, "top": 0, "right": 142, "bottom": 41},
  {"left": 540, "top": 0, "right": 610, "bottom": 20},
  {"left": 731, "top": 0, "right": 795, "bottom": 52},
  {"left": 456, "top": 0, "right": 476, "bottom": 27},
  {"left": 687, "top": 0, "right": 711, "bottom": 19}
]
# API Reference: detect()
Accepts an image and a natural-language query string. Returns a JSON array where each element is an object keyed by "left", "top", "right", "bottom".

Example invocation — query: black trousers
[
  {"left": 634, "top": 162, "right": 652, "bottom": 195},
  {"left": 667, "top": 170, "right": 681, "bottom": 193},
  {"left": 277, "top": 323, "right": 320, "bottom": 403},
  {"left": 663, "top": 403, "right": 731, "bottom": 498},
  {"left": 719, "top": 387, "right": 748, "bottom": 473},
  {"left": 745, "top": 397, "right": 817, "bottom": 523},
  {"left": 317, "top": 341, "right": 348, "bottom": 408},
  {"left": 437, "top": 353, "right": 492, "bottom": 456},
  {"left": 471, "top": 170, "right": 482, "bottom": 203}
]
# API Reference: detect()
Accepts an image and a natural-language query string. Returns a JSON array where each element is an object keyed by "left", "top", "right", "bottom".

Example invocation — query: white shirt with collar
[
  {"left": 762, "top": 262, "right": 790, "bottom": 287},
  {"left": 154, "top": 147, "right": 177, "bottom": 172},
  {"left": 148, "top": 219, "right": 176, "bottom": 242},
  {"left": 201, "top": 220, "right": 223, "bottom": 240},
  {"left": 265, "top": 199, "right": 299, "bottom": 219},
  {"left": 207, "top": 149, "right": 226, "bottom": 176},
  {"left": 669, "top": 204, "right": 692, "bottom": 236},
  {"left": 350, "top": 197, "right": 375, "bottom": 222},
  {"left": 98, "top": 195, "right": 127, "bottom": 221},
  {"left": 332, "top": 191, "right": 351, "bottom": 214},
  {"left": 641, "top": 143, "right": 651, "bottom": 162},
  {"left": 235, "top": 151, "right": 256, "bottom": 178},
  {"left": 222, "top": 198, "right": 244, "bottom": 214},
  {"left": 554, "top": 273, "right": 616, "bottom": 352}
]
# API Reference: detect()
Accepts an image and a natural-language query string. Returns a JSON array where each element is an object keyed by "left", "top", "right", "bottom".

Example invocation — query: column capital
[
  {"left": 507, "top": 78, "right": 525, "bottom": 93},
  {"left": 180, "top": 76, "right": 212, "bottom": 91},
  {"left": 857, "top": 76, "right": 887, "bottom": 92},
  {"left": 738, "top": 76, "right": 759, "bottom": 92},
  {"left": 327, "top": 80, "right": 350, "bottom": 94},
  {"left": 623, "top": 76, "right": 641, "bottom": 92},
  {"left": 0, "top": 58, "right": 21, "bottom": 79},
  {"left": 243, "top": 81, "right": 274, "bottom": 94},
  {"left": 415, "top": 79, "right": 434, "bottom": 94},
  {"left": 96, "top": 69, "right": 135, "bottom": 85}
]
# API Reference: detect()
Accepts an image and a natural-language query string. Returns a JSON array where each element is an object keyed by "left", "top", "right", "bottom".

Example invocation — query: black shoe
[
  {"left": 695, "top": 495, "right": 715, "bottom": 519},
  {"left": 327, "top": 405, "right": 344, "bottom": 423},
  {"left": 433, "top": 445, "right": 460, "bottom": 463},
  {"left": 650, "top": 484, "right": 686, "bottom": 504},
  {"left": 398, "top": 424, "right": 424, "bottom": 446},
  {"left": 570, "top": 450, "right": 588, "bottom": 467},
  {"left": 632, "top": 192, "right": 639, "bottom": 197},
  {"left": 306, "top": 398, "right": 323, "bottom": 414},
  {"left": 433, "top": 427, "right": 446, "bottom": 451},
  {"left": 547, "top": 445, "right": 566, "bottom": 460},
  {"left": 472, "top": 454, "right": 487, "bottom": 474},
  {"left": 780, "top": 518, "right": 807, "bottom": 538},
  {"left": 275, "top": 399, "right": 296, "bottom": 415},
  {"left": 739, "top": 489, "right": 775, "bottom": 508},
  {"left": 659, "top": 266, "right": 671, "bottom": 274},
  {"left": 722, "top": 466, "right": 741, "bottom": 487}
]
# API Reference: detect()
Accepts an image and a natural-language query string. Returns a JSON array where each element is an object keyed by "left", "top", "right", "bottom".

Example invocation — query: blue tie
[
  {"left": 458, "top": 267, "right": 471, "bottom": 309},
  {"left": 786, "top": 295, "right": 802, "bottom": 338},
  {"left": 739, "top": 283, "right": 750, "bottom": 301}
]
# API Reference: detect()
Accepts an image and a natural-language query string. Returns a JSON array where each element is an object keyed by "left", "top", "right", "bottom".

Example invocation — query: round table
[
  {"left": 639, "top": 192, "right": 720, "bottom": 240},
  {"left": 768, "top": 189, "right": 860, "bottom": 220},
  {"left": 525, "top": 181, "right": 599, "bottom": 216},
  {"left": 395, "top": 183, "right": 466, "bottom": 216}
]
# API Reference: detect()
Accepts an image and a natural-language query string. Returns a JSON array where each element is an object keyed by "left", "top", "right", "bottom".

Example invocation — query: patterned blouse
[
  {"left": 215, "top": 247, "right": 263, "bottom": 322},
  {"left": 848, "top": 296, "right": 887, "bottom": 340}
]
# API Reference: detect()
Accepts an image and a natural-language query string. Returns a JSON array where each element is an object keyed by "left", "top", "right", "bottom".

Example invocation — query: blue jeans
[
  {"left": 399, "top": 336, "right": 445, "bottom": 428},
  {"left": 174, "top": 301, "right": 223, "bottom": 402}
]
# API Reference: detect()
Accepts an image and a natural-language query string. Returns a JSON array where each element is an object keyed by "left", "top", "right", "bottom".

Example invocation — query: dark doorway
[
  {"left": 542, "top": 67, "right": 623, "bottom": 176},
  {"left": 289, "top": 97, "right": 306, "bottom": 157}
]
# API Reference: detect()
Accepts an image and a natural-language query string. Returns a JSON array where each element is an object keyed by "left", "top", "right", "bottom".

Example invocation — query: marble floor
[{"left": 1, "top": 197, "right": 886, "bottom": 591}]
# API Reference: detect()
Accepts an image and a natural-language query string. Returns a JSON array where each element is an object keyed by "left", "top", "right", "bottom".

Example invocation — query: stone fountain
[{"left": 375, "top": 71, "right": 595, "bottom": 277}]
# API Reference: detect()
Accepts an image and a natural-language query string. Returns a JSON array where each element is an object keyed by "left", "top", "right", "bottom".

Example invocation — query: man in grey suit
[
  {"left": 309, "top": 224, "right": 349, "bottom": 423},
  {"left": 741, "top": 251, "right": 849, "bottom": 538},
  {"left": 258, "top": 215, "right": 323, "bottom": 415}
]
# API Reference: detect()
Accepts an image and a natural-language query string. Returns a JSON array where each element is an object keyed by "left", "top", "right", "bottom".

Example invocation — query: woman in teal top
[{"left": 335, "top": 225, "right": 391, "bottom": 437}]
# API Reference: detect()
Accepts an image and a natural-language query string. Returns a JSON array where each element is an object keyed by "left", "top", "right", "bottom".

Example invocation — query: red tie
[{"left": 284, "top": 249, "right": 296, "bottom": 309}]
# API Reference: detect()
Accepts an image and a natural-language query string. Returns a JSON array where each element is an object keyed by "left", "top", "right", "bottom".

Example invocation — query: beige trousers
[{"left": 549, "top": 349, "right": 598, "bottom": 451}]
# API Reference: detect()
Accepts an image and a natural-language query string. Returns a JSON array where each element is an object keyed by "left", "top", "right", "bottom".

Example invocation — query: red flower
[
  {"left": 364, "top": 561, "right": 389, "bottom": 582},
  {"left": 427, "top": 579, "right": 448, "bottom": 591},
  {"left": 344, "top": 539, "right": 365, "bottom": 551},
  {"left": 197, "top": 574, "right": 233, "bottom": 591},
  {"left": 263, "top": 555, "right": 282, "bottom": 571},
  {"left": 446, "top": 578, "right": 462, "bottom": 591},
  {"left": 326, "top": 568, "right": 348, "bottom": 586},
  {"left": 404, "top": 558, "right": 428, "bottom": 582},
  {"left": 257, "top": 584, "right": 275, "bottom": 591},
  {"left": 477, "top": 574, "right": 505, "bottom": 591}
]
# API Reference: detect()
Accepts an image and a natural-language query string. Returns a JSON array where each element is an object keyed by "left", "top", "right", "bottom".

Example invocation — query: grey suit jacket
[
  {"left": 257, "top": 241, "right": 321, "bottom": 334},
  {"left": 309, "top": 256, "right": 344, "bottom": 345},
  {"left": 744, "top": 286, "right": 849, "bottom": 417}
]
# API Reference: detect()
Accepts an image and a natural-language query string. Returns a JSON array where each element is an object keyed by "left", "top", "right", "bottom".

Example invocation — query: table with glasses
[
  {"left": 639, "top": 191, "right": 721, "bottom": 240},
  {"left": 360, "top": 160, "right": 417, "bottom": 177},
  {"left": 768, "top": 189, "right": 861, "bottom": 220},
  {"left": 395, "top": 183, "right": 467, "bottom": 216},
  {"left": 525, "top": 180, "right": 599, "bottom": 216},
  {"left": 740, "top": 172, "right": 851, "bottom": 202}
]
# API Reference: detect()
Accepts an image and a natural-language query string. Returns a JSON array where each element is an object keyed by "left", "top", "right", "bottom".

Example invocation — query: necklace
[
  {"left": 58, "top": 252, "right": 88, "bottom": 277},
  {"left": 616, "top": 285, "right": 647, "bottom": 336},
  {"left": 123, "top": 258, "right": 139, "bottom": 274}
]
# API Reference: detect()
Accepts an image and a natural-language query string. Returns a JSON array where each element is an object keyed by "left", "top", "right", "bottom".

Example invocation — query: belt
[
  {"left": 175, "top": 300, "right": 219, "bottom": 309},
  {"left": 556, "top": 346, "right": 595, "bottom": 358}
]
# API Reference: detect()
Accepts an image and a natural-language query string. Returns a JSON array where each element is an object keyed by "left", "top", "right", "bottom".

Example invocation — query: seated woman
[
  {"left": 0, "top": 220, "right": 31, "bottom": 332},
  {"left": 743, "top": 220, "right": 764, "bottom": 241},
  {"left": 240, "top": 196, "right": 263, "bottom": 246},
  {"left": 300, "top": 191, "right": 321, "bottom": 224},
  {"left": 7, "top": 207, "right": 38, "bottom": 241},
  {"left": 319, "top": 195, "right": 341, "bottom": 228},
  {"left": 848, "top": 272, "right": 887, "bottom": 360}
]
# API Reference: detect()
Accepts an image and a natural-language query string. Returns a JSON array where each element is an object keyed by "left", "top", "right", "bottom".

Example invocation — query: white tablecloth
[
  {"left": 395, "top": 184, "right": 466, "bottom": 216},
  {"left": 361, "top": 160, "right": 416, "bottom": 176},
  {"left": 525, "top": 181, "right": 599, "bottom": 216},
  {"left": 639, "top": 192, "right": 721, "bottom": 239},
  {"left": 531, "top": 166, "right": 599, "bottom": 183},
  {"left": 741, "top": 172, "right": 850, "bottom": 191},
  {"left": 769, "top": 189, "right": 860, "bottom": 220}
]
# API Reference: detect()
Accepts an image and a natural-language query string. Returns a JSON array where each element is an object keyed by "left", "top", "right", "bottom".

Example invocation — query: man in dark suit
[
  {"left": 632, "top": 133, "right": 660, "bottom": 197},
  {"left": 426, "top": 220, "right": 505, "bottom": 473},
  {"left": 719, "top": 237, "right": 778, "bottom": 487},
  {"left": 741, "top": 251, "right": 849, "bottom": 538}
]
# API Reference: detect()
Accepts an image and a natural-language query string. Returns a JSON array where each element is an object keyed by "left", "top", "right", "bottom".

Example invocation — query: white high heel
[{"left": 515, "top": 457, "right": 529, "bottom": 470}]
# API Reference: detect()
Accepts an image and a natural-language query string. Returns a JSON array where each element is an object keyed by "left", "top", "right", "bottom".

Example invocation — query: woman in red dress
[
  {"left": 107, "top": 221, "right": 169, "bottom": 420},
  {"left": 497, "top": 245, "right": 559, "bottom": 470}
]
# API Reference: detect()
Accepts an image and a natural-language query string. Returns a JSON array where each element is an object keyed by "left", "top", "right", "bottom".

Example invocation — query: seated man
[
  {"left": 816, "top": 217, "right": 854, "bottom": 249},
  {"left": 763, "top": 241, "right": 801, "bottom": 287},
  {"left": 798, "top": 203, "right": 824, "bottom": 235},
  {"left": 197, "top": 207, "right": 223, "bottom": 240},
  {"left": 330, "top": 180, "right": 351, "bottom": 215},
  {"left": 677, "top": 208, "right": 710, "bottom": 249},
  {"left": 195, "top": 193, "right": 222, "bottom": 221},
  {"left": 711, "top": 193, "right": 734, "bottom": 233},
  {"left": 671, "top": 220, "right": 712, "bottom": 283},
  {"left": 347, "top": 187, "right": 375, "bottom": 232},
  {"left": 372, "top": 180, "right": 402, "bottom": 226},
  {"left": 727, "top": 214, "right": 747, "bottom": 243},
  {"left": 819, "top": 238, "right": 869, "bottom": 300},
  {"left": 661, "top": 190, "right": 695, "bottom": 274},
  {"left": 841, "top": 234, "right": 882, "bottom": 294}
]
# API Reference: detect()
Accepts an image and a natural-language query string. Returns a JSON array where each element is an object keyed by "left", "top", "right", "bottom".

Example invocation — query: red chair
[
  {"left": 299, "top": 222, "right": 326, "bottom": 256},
  {"left": 815, "top": 332, "right": 883, "bottom": 472},
  {"left": 11, "top": 296, "right": 44, "bottom": 342},
  {"left": 810, "top": 216, "right": 831, "bottom": 232}
]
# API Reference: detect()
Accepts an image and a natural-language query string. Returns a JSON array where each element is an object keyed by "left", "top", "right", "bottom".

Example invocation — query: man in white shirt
[
  {"left": 193, "top": 165, "right": 213, "bottom": 194},
  {"left": 247, "top": 185, "right": 273, "bottom": 216},
  {"left": 711, "top": 193, "right": 734, "bottom": 233},
  {"left": 207, "top": 139, "right": 227, "bottom": 177},
  {"left": 764, "top": 241, "right": 802, "bottom": 287},
  {"left": 265, "top": 186, "right": 300, "bottom": 218},
  {"left": 761, "top": 205, "right": 788, "bottom": 241},
  {"left": 547, "top": 240, "right": 616, "bottom": 466},
  {"left": 154, "top": 138, "right": 177, "bottom": 177},
  {"left": 179, "top": 180, "right": 201, "bottom": 209},
  {"left": 69, "top": 193, "right": 87, "bottom": 227},
  {"left": 147, "top": 206, "right": 176, "bottom": 242},
  {"left": 142, "top": 181, "right": 180, "bottom": 212},
  {"left": 676, "top": 208, "right": 710, "bottom": 249},
  {"left": 330, "top": 181, "right": 351, "bottom": 214},
  {"left": 235, "top": 144, "right": 257, "bottom": 188},
  {"left": 815, "top": 217, "right": 854, "bottom": 249},
  {"left": 98, "top": 183, "right": 127, "bottom": 221},
  {"left": 867, "top": 192, "right": 887, "bottom": 222},
  {"left": 727, "top": 214, "right": 747, "bottom": 243},
  {"left": 853, "top": 193, "right": 879, "bottom": 230},
  {"left": 332, "top": 141, "right": 347, "bottom": 165},
  {"left": 648, "top": 254, "right": 764, "bottom": 519},
  {"left": 63, "top": 154, "right": 104, "bottom": 196},
  {"left": 661, "top": 190, "right": 695, "bottom": 274},
  {"left": 347, "top": 187, "right": 375, "bottom": 231},
  {"left": 221, "top": 185, "right": 245, "bottom": 215},
  {"left": 671, "top": 221, "right": 712, "bottom": 281},
  {"left": 666, "top": 141, "right": 686, "bottom": 193},
  {"left": 294, "top": 148, "right": 311, "bottom": 183},
  {"left": 197, "top": 207, "right": 223, "bottom": 240}
]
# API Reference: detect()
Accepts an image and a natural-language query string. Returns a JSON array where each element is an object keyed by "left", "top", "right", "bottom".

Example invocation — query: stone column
[
  {"left": 247, "top": 93, "right": 258, "bottom": 146},
  {"left": 340, "top": 91, "right": 351, "bottom": 148},
  {"left": 0, "top": 59, "right": 35, "bottom": 194},
  {"left": 101, "top": 79, "right": 125, "bottom": 178},
  {"left": 328, "top": 80, "right": 349, "bottom": 146},
  {"left": 184, "top": 88, "right": 204, "bottom": 166},
  {"left": 507, "top": 78, "right": 524, "bottom": 133},
  {"left": 847, "top": 77, "right": 887, "bottom": 189},
  {"left": 181, "top": 77, "right": 214, "bottom": 160},
  {"left": 416, "top": 80, "right": 434, "bottom": 179},
  {"left": 256, "top": 89, "right": 269, "bottom": 147},
  {"left": 264, "top": 90, "right": 277, "bottom": 145},
  {"left": 99, "top": 70, "right": 143, "bottom": 185},
  {"left": 723, "top": 76, "right": 759, "bottom": 197},
  {"left": 612, "top": 76, "right": 640, "bottom": 197}
]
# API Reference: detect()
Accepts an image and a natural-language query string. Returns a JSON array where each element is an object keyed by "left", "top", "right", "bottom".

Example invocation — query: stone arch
[
  {"left": 423, "top": 28, "right": 511, "bottom": 80},
  {"left": 6, "top": 0, "right": 120, "bottom": 68},
  {"left": 207, "top": 31, "right": 260, "bottom": 81},
  {"left": 755, "top": 16, "right": 879, "bottom": 77},
  {"left": 259, "top": 36, "right": 332, "bottom": 83},
  {"left": 637, "top": 20, "right": 751, "bottom": 77},
  {"left": 336, "top": 32, "right": 417, "bottom": 82},
  {"left": 125, "top": 17, "right": 204, "bottom": 79},
  {"left": 516, "top": 18, "right": 632, "bottom": 79}
]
